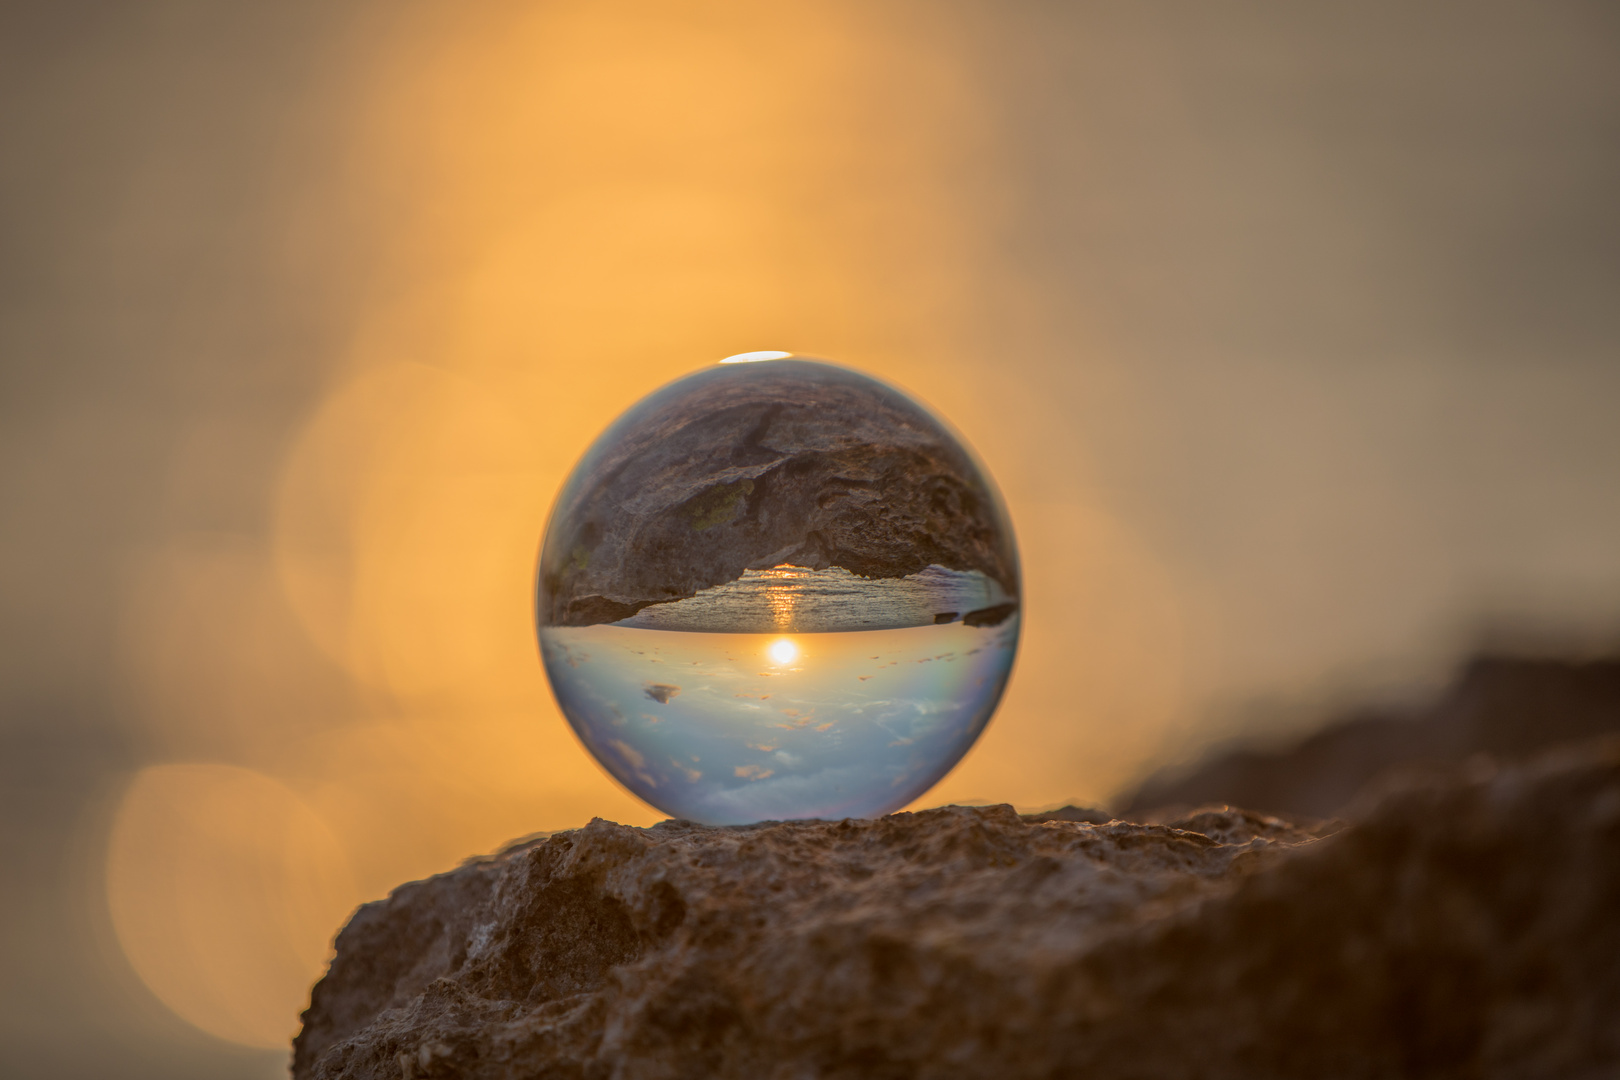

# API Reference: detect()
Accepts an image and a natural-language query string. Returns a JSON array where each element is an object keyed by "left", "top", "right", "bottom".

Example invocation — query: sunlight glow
[{"left": 768, "top": 638, "right": 799, "bottom": 665}]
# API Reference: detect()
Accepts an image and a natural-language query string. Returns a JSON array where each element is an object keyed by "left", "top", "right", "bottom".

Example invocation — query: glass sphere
[{"left": 536, "top": 354, "right": 1019, "bottom": 824}]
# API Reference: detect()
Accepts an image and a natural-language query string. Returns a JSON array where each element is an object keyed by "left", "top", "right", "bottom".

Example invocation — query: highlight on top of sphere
[{"left": 718, "top": 350, "right": 793, "bottom": 363}]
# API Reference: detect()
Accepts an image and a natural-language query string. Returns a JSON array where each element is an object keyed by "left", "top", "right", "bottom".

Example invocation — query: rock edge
[{"left": 297, "top": 740, "right": 1620, "bottom": 1079}]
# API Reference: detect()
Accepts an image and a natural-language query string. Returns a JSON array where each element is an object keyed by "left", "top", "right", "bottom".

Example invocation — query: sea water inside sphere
[{"left": 536, "top": 356, "right": 1020, "bottom": 825}]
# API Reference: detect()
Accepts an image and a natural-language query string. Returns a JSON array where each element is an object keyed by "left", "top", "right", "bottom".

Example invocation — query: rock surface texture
[
  {"left": 537, "top": 359, "right": 1018, "bottom": 628},
  {"left": 296, "top": 740, "right": 1620, "bottom": 1079}
]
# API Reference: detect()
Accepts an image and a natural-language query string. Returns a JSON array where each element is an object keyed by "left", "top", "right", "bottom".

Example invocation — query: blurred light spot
[
  {"left": 768, "top": 638, "right": 799, "bottom": 665},
  {"left": 106, "top": 764, "right": 360, "bottom": 1049},
  {"left": 719, "top": 350, "right": 791, "bottom": 363},
  {"left": 274, "top": 362, "right": 543, "bottom": 698}
]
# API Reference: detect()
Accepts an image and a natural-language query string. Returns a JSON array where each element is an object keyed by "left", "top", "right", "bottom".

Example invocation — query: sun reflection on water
[{"left": 763, "top": 565, "right": 801, "bottom": 630}]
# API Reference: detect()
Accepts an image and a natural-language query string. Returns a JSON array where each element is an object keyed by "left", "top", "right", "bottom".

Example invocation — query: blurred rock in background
[{"left": 1122, "top": 652, "right": 1620, "bottom": 819}]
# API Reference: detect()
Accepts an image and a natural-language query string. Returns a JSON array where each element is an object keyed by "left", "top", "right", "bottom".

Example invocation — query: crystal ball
[{"left": 536, "top": 354, "right": 1020, "bottom": 824}]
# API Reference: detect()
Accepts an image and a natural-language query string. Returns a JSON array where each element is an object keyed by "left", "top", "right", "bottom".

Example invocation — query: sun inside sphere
[{"left": 536, "top": 355, "right": 1020, "bottom": 825}]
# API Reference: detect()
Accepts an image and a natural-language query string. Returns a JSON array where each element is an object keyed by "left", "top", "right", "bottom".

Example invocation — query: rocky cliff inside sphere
[{"left": 537, "top": 358, "right": 1018, "bottom": 628}]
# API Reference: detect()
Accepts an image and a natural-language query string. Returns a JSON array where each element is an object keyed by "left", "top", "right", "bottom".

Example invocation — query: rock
[
  {"left": 537, "top": 360, "right": 1019, "bottom": 627},
  {"left": 1016, "top": 804, "right": 1113, "bottom": 825},
  {"left": 1121, "top": 652, "right": 1620, "bottom": 820},
  {"left": 296, "top": 740, "right": 1620, "bottom": 1079}
]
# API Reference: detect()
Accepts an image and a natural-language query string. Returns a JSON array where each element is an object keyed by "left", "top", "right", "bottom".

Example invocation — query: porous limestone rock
[{"left": 296, "top": 741, "right": 1620, "bottom": 1079}]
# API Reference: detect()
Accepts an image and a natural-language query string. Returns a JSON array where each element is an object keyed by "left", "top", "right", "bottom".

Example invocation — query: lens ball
[{"left": 537, "top": 354, "right": 1020, "bottom": 824}]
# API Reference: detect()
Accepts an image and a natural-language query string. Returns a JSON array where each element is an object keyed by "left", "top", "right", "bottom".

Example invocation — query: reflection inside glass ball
[{"left": 536, "top": 355, "right": 1019, "bottom": 825}]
